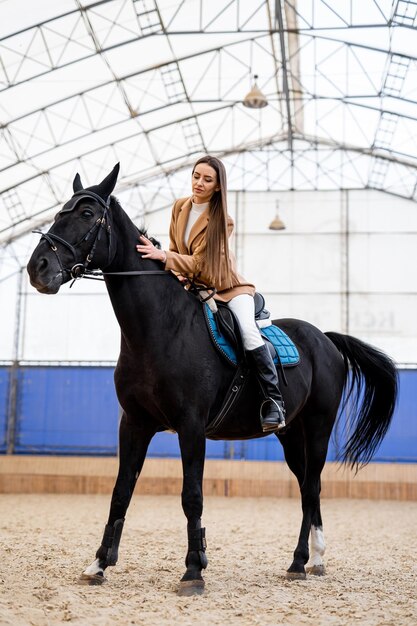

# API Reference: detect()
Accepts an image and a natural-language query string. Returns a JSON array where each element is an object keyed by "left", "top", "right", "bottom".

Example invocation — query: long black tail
[{"left": 325, "top": 331, "right": 398, "bottom": 468}]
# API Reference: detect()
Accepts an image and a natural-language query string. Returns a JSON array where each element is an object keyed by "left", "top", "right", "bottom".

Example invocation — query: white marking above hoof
[
  {"left": 79, "top": 559, "right": 106, "bottom": 586},
  {"left": 307, "top": 525, "right": 326, "bottom": 568},
  {"left": 78, "top": 559, "right": 106, "bottom": 585},
  {"left": 83, "top": 558, "right": 104, "bottom": 577}
]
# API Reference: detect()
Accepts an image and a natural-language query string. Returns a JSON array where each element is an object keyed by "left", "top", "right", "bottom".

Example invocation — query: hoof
[
  {"left": 306, "top": 564, "right": 326, "bottom": 576},
  {"left": 177, "top": 579, "right": 205, "bottom": 596},
  {"left": 78, "top": 573, "right": 106, "bottom": 586},
  {"left": 286, "top": 571, "right": 306, "bottom": 581}
]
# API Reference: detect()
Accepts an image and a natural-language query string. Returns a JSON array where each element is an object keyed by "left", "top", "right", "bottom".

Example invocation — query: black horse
[{"left": 27, "top": 165, "right": 397, "bottom": 595}]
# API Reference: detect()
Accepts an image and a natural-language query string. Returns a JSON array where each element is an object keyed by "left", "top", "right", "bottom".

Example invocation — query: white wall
[
  {"left": 2, "top": 189, "right": 416, "bottom": 366},
  {"left": 0, "top": 271, "right": 18, "bottom": 361}
]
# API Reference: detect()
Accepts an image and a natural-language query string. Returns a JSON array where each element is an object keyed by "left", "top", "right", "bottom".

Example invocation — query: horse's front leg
[
  {"left": 79, "top": 410, "right": 158, "bottom": 585},
  {"left": 177, "top": 421, "right": 207, "bottom": 596}
]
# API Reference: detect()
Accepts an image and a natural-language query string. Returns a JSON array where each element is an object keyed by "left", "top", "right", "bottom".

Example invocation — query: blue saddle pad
[{"left": 205, "top": 304, "right": 299, "bottom": 367}]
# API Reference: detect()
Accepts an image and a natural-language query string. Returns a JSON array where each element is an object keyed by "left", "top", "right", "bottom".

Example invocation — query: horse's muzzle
[
  {"left": 28, "top": 271, "right": 64, "bottom": 294},
  {"left": 27, "top": 244, "right": 68, "bottom": 293}
]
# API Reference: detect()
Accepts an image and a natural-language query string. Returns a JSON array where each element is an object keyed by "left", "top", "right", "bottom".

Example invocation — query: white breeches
[{"left": 227, "top": 294, "right": 264, "bottom": 351}]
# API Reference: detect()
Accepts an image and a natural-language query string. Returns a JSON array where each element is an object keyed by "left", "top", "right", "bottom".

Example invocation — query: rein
[{"left": 79, "top": 268, "right": 170, "bottom": 282}]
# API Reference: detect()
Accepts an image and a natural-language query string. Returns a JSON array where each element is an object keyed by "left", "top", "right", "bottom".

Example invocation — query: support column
[
  {"left": 6, "top": 267, "right": 24, "bottom": 454},
  {"left": 340, "top": 189, "right": 350, "bottom": 335}
]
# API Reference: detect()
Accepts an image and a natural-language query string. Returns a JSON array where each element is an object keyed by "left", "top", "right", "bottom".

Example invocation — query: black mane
[{"left": 110, "top": 195, "right": 161, "bottom": 249}]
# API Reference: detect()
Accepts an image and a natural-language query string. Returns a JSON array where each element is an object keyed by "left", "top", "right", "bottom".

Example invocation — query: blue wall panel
[
  {"left": 147, "top": 433, "right": 229, "bottom": 459},
  {"left": 0, "top": 367, "right": 9, "bottom": 452},
  {"left": 1, "top": 366, "right": 415, "bottom": 461},
  {"left": 226, "top": 438, "right": 285, "bottom": 461},
  {"left": 373, "top": 370, "right": 417, "bottom": 462},
  {"left": 15, "top": 367, "right": 119, "bottom": 454}
]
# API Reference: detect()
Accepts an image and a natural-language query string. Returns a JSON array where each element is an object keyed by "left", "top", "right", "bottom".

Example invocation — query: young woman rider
[{"left": 136, "top": 155, "right": 285, "bottom": 432}]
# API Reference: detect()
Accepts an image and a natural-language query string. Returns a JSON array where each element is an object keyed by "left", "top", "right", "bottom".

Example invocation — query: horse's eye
[{"left": 81, "top": 209, "right": 94, "bottom": 219}]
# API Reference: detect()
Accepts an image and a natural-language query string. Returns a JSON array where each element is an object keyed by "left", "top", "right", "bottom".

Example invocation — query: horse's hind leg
[
  {"left": 278, "top": 418, "right": 330, "bottom": 580},
  {"left": 177, "top": 420, "right": 207, "bottom": 596},
  {"left": 79, "top": 411, "right": 158, "bottom": 585},
  {"left": 306, "top": 500, "right": 326, "bottom": 576}
]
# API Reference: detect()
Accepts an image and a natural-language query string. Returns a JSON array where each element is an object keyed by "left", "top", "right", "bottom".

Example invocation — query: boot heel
[
  {"left": 260, "top": 398, "right": 286, "bottom": 432},
  {"left": 261, "top": 419, "right": 286, "bottom": 433}
]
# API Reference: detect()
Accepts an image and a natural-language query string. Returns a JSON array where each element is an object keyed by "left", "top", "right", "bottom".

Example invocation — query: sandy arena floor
[{"left": 0, "top": 494, "right": 416, "bottom": 626}]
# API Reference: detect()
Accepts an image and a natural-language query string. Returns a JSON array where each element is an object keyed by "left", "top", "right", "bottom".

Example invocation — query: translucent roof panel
[{"left": 1, "top": 0, "right": 417, "bottom": 257}]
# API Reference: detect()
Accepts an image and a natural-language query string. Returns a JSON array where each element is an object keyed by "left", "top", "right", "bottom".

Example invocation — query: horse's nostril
[{"left": 38, "top": 257, "right": 48, "bottom": 271}]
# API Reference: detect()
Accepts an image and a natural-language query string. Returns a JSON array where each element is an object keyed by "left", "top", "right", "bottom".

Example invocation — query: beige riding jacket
[{"left": 164, "top": 196, "right": 256, "bottom": 303}]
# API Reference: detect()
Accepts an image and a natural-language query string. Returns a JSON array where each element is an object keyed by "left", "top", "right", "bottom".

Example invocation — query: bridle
[
  {"left": 33, "top": 190, "right": 168, "bottom": 285},
  {"left": 34, "top": 189, "right": 215, "bottom": 300}
]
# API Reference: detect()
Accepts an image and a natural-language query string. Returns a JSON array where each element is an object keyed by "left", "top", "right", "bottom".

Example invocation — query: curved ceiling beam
[
  {"left": 3, "top": 27, "right": 416, "bottom": 181},
  {"left": 1, "top": 0, "right": 416, "bottom": 252},
  {"left": 1, "top": 32, "right": 273, "bottom": 128},
  {"left": 2, "top": 127, "right": 417, "bottom": 247},
  {"left": 1, "top": 0, "right": 391, "bottom": 47},
  {"left": 3, "top": 86, "right": 417, "bottom": 197},
  {"left": 0, "top": 0, "right": 405, "bottom": 96},
  {"left": 0, "top": 1, "right": 271, "bottom": 93}
]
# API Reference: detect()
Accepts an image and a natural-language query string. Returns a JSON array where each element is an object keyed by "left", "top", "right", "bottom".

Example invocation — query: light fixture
[
  {"left": 242, "top": 74, "right": 268, "bottom": 109},
  {"left": 269, "top": 200, "right": 286, "bottom": 231}
]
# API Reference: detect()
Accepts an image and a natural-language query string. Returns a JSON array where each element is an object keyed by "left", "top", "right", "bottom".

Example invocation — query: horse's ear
[
  {"left": 73, "top": 173, "right": 83, "bottom": 192},
  {"left": 95, "top": 163, "right": 120, "bottom": 201}
]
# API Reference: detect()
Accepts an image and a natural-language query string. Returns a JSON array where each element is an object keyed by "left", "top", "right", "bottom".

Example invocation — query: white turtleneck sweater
[{"left": 184, "top": 201, "right": 209, "bottom": 246}]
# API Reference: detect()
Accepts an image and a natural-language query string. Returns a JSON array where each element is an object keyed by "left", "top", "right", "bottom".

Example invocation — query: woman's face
[{"left": 192, "top": 163, "right": 220, "bottom": 204}]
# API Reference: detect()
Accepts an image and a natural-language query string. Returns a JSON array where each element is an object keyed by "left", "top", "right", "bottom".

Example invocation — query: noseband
[{"left": 33, "top": 190, "right": 168, "bottom": 284}]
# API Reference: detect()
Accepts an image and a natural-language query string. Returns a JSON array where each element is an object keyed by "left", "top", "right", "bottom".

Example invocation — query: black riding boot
[{"left": 248, "top": 344, "right": 286, "bottom": 433}]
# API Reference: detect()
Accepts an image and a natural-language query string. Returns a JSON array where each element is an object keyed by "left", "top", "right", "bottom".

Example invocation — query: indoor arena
[{"left": 0, "top": 2, "right": 416, "bottom": 625}]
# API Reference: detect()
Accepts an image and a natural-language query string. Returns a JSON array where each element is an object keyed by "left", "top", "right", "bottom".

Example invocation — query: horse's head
[{"left": 27, "top": 164, "right": 120, "bottom": 294}]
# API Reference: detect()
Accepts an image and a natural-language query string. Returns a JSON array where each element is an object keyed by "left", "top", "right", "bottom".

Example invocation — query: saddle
[
  {"left": 201, "top": 293, "right": 299, "bottom": 437},
  {"left": 204, "top": 293, "right": 300, "bottom": 369}
]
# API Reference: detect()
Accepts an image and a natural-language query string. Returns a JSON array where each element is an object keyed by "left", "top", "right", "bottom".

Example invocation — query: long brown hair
[{"left": 192, "top": 155, "right": 233, "bottom": 288}]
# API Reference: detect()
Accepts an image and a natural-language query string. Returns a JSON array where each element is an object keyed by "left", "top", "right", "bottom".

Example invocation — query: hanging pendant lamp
[
  {"left": 269, "top": 201, "right": 286, "bottom": 230},
  {"left": 242, "top": 75, "right": 268, "bottom": 109}
]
